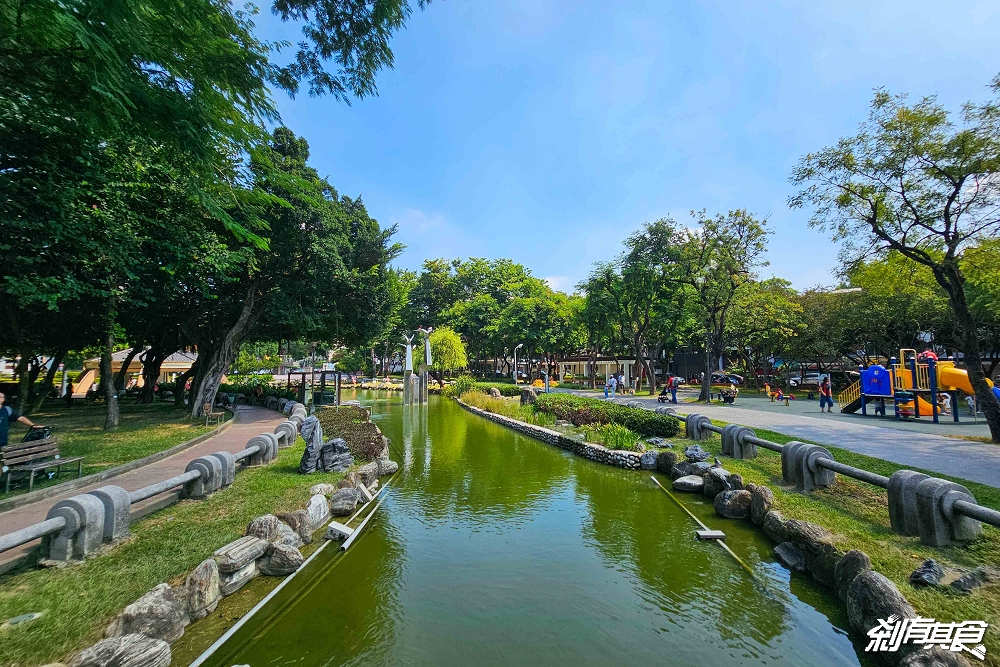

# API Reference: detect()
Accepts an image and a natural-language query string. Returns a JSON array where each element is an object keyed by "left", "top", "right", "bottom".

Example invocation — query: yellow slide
[
  {"left": 937, "top": 366, "right": 993, "bottom": 394},
  {"left": 916, "top": 396, "right": 937, "bottom": 414}
]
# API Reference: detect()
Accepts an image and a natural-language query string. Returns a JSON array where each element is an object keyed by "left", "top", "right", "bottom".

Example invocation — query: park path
[
  {"left": 0, "top": 405, "right": 285, "bottom": 570},
  {"left": 560, "top": 390, "right": 1000, "bottom": 488}
]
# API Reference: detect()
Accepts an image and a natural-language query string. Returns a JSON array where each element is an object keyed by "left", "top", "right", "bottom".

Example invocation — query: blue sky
[{"left": 254, "top": 0, "right": 1000, "bottom": 293}]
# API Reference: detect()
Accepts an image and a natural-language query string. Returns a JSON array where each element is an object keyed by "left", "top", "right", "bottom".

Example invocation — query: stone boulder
[
  {"left": 950, "top": 566, "right": 994, "bottom": 594},
  {"left": 488, "top": 387, "right": 502, "bottom": 398},
  {"left": 684, "top": 444, "right": 709, "bottom": 463},
  {"left": 104, "top": 584, "right": 189, "bottom": 643},
  {"left": 520, "top": 388, "right": 537, "bottom": 406},
  {"left": 646, "top": 437, "right": 666, "bottom": 447},
  {"left": 274, "top": 522, "right": 304, "bottom": 548},
  {"left": 320, "top": 439, "right": 353, "bottom": 472},
  {"left": 245, "top": 515, "right": 280, "bottom": 543},
  {"left": 297, "top": 417, "right": 325, "bottom": 474},
  {"left": 69, "top": 634, "right": 171, "bottom": 667},
  {"left": 748, "top": 484, "right": 774, "bottom": 526},
  {"left": 691, "top": 461, "right": 713, "bottom": 476},
  {"left": 702, "top": 468, "right": 731, "bottom": 500},
  {"left": 357, "top": 461, "right": 379, "bottom": 486},
  {"left": 259, "top": 544, "right": 304, "bottom": 576},
  {"left": 670, "top": 462, "right": 695, "bottom": 480},
  {"left": 834, "top": 550, "right": 872, "bottom": 602},
  {"left": 639, "top": 451, "right": 658, "bottom": 470},
  {"left": 656, "top": 450, "right": 678, "bottom": 474},
  {"left": 727, "top": 473, "right": 744, "bottom": 490},
  {"left": 214, "top": 536, "right": 268, "bottom": 574},
  {"left": 845, "top": 571, "right": 917, "bottom": 658},
  {"left": 909, "top": 559, "right": 944, "bottom": 588},
  {"left": 219, "top": 561, "right": 256, "bottom": 596},
  {"left": 276, "top": 510, "right": 313, "bottom": 544},
  {"left": 774, "top": 542, "right": 807, "bottom": 573},
  {"left": 330, "top": 488, "right": 359, "bottom": 517},
  {"left": 309, "top": 483, "right": 337, "bottom": 497},
  {"left": 338, "top": 471, "right": 359, "bottom": 488},
  {"left": 714, "top": 490, "right": 752, "bottom": 519},
  {"left": 306, "top": 494, "right": 330, "bottom": 528},
  {"left": 762, "top": 511, "right": 789, "bottom": 544},
  {"left": 898, "top": 647, "right": 970, "bottom": 667},
  {"left": 785, "top": 519, "right": 842, "bottom": 587},
  {"left": 183, "top": 559, "right": 220, "bottom": 621},
  {"left": 377, "top": 459, "right": 399, "bottom": 476},
  {"left": 672, "top": 475, "right": 704, "bottom": 493}
]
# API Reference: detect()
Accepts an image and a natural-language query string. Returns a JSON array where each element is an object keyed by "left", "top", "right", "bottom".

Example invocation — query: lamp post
[{"left": 513, "top": 343, "right": 524, "bottom": 384}]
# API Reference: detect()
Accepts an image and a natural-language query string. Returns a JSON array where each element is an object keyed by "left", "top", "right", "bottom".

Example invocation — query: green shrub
[
  {"left": 443, "top": 375, "right": 476, "bottom": 397},
  {"left": 459, "top": 391, "right": 555, "bottom": 427},
  {"left": 316, "top": 405, "right": 385, "bottom": 461},
  {"left": 218, "top": 381, "right": 295, "bottom": 400},
  {"left": 582, "top": 423, "right": 643, "bottom": 451},
  {"left": 534, "top": 393, "right": 679, "bottom": 437},
  {"left": 472, "top": 382, "right": 524, "bottom": 396}
]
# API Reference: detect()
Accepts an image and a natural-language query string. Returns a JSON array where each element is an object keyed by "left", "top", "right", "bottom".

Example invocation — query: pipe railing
[
  {"left": 666, "top": 409, "right": 1000, "bottom": 536},
  {"left": 0, "top": 399, "right": 307, "bottom": 562}
]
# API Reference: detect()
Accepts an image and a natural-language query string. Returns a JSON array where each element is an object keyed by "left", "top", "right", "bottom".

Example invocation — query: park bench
[
  {"left": 204, "top": 401, "right": 226, "bottom": 427},
  {"left": 2, "top": 436, "right": 84, "bottom": 493}
]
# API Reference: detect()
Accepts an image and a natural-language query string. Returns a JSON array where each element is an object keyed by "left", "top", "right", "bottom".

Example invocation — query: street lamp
[{"left": 513, "top": 343, "right": 524, "bottom": 384}]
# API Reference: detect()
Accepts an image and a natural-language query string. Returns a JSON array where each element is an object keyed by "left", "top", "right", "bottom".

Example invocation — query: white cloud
[{"left": 543, "top": 275, "right": 573, "bottom": 292}]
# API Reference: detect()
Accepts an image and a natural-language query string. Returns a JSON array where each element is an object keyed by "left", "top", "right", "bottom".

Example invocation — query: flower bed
[{"left": 534, "top": 393, "right": 680, "bottom": 438}]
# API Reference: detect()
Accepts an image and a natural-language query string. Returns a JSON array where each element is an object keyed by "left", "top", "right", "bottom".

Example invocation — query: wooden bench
[
  {"left": 204, "top": 402, "right": 226, "bottom": 427},
  {"left": 2, "top": 438, "right": 84, "bottom": 493}
]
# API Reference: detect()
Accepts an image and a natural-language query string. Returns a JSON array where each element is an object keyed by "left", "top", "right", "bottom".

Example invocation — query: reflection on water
[{"left": 203, "top": 393, "right": 867, "bottom": 667}]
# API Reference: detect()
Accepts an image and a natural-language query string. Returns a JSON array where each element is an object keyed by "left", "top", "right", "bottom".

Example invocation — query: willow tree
[{"left": 790, "top": 78, "right": 1000, "bottom": 441}]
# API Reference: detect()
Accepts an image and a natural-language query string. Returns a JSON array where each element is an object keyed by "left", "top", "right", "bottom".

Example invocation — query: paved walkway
[
  {"left": 0, "top": 406, "right": 285, "bottom": 569},
  {"left": 560, "top": 389, "right": 1000, "bottom": 488}
]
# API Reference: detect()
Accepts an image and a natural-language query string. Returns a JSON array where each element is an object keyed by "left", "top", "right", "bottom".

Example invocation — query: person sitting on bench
[{"left": 0, "top": 392, "right": 41, "bottom": 447}]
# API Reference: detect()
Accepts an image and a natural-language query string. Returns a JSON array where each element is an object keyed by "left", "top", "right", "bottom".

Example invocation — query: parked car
[
  {"left": 711, "top": 372, "right": 743, "bottom": 385},
  {"left": 789, "top": 372, "right": 821, "bottom": 388}
]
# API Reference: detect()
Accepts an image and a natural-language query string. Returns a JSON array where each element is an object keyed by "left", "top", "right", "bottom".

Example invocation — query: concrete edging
[{"left": 0, "top": 414, "right": 234, "bottom": 515}]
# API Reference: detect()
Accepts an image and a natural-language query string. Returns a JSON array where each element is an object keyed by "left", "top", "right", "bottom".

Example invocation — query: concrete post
[
  {"left": 87, "top": 485, "right": 131, "bottom": 541},
  {"left": 915, "top": 478, "right": 982, "bottom": 546},
  {"left": 45, "top": 494, "right": 106, "bottom": 560},
  {"left": 184, "top": 456, "right": 222, "bottom": 498},
  {"left": 208, "top": 451, "right": 237, "bottom": 487},
  {"left": 887, "top": 470, "right": 929, "bottom": 536},
  {"left": 684, "top": 414, "right": 710, "bottom": 440}
]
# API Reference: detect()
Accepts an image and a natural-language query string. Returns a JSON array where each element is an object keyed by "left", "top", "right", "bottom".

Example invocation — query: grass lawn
[
  {"left": 3, "top": 401, "right": 218, "bottom": 497},
  {"left": 0, "top": 437, "right": 344, "bottom": 667}
]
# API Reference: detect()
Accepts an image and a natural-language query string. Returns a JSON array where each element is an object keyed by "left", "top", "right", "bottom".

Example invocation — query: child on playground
[{"left": 819, "top": 376, "right": 834, "bottom": 413}]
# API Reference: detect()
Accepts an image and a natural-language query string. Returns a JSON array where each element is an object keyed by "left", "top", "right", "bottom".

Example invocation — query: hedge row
[
  {"left": 470, "top": 382, "right": 524, "bottom": 397},
  {"left": 534, "top": 393, "right": 680, "bottom": 438}
]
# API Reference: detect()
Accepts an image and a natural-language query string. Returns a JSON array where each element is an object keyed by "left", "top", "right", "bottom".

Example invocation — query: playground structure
[{"left": 838, "top": 349, "right": 999, "bottom": 423}]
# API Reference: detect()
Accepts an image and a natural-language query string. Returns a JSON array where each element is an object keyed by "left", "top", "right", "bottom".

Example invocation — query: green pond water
[{"left": 198, "top": 393, "right": 868, "bottom": 667}]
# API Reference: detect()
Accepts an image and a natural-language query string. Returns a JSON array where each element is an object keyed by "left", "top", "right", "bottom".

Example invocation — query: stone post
[
  {"left": 915, "top": 478, "right": 982, "bottom": 546},
  {"left": 87, "top": 485, "right": 131, "bottom": 542},
  {"left": 887, "top": 470, "right": 929, "bottom": 536},
  {"left": 184, "top": 456, "right": 222, "bottom": 498},
  {"left": 45, "top": 494, "right": 106, "bottom": 560}
]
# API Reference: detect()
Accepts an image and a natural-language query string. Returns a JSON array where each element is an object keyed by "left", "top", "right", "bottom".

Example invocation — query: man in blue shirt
[{"left": 0, "top": 392, "right": 40, "bottom": 446}]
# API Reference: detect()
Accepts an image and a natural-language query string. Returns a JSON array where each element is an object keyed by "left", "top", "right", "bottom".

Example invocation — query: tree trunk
[
  {"left": 190, "top": 294, "right": 259, "bottom": 417},
  {"left": 114, "top": 346, "right": 142, "bottom": 391},
  {"left": 588, "top": 345, "right": 597, "bottom": 389},
  {"left": 140, "top": 346, "right": 168, "bottom": 403},
  {"left": 101, "top": 313, "right": 120, "bottom": 431},
  {"left": 15, "top": 351, "right": 32, "bottom": 414},
  {"left": 30, "top": 348, "right": 66, "bottom": 413},
  {"left": 173, "top": 363, "right": 196, "bottom": 408},
  {"left": 699, "top": 333, "right": 712, "bottom": 402}
]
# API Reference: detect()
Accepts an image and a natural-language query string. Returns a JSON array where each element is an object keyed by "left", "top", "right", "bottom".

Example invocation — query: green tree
[
  {"left": 429, "top": 326, "right": 468, "bottom": 378},
  {"left": 790, "top": 78, "right": 1000, "bottom": 439}
]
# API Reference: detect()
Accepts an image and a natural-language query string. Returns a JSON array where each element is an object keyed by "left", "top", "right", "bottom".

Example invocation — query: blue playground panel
[{"left": 860, "top": 365, "right": 893, "bottom": 397}]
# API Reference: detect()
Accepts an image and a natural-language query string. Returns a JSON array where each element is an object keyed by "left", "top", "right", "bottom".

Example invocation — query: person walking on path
[
  {"left": 670, "top": 375, "right": 679, "bottom": 404},
  {"left": 608, "top": 374, "right": 618, "bottom": 399},
  {"left": 0, "top": 392, "right": 41, "bottom": 446},
  {"left": 819, "top": 376, "right": 834, "bottom": 413}
]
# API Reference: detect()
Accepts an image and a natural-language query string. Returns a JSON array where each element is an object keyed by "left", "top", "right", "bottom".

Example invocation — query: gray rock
[
  {"left": 377, "top": 459, "right": 399, "bottom": 476},
  {"left": 183, "top": 559, "right": 220, "bottom": 621},
  {"left": 762, "top": 511, "right": 789, "bottom": 543},
  {"left": 297, "top": 416, "right": 325, "bottom": 474},
  {"left": 330, "top": 488, "right": 359, "bottom": 516},
  {"left": 639, "top": 451, "right": 658, "bottom": 470},
  {"left": 684, "top": 444, "right": 709, "bottom": 462},
  {"left": 338, "top": 471, "right": 359, "bottom": 488},
  {"left": 245, "top": 515, "right": 280, "bottom": 543},
  {"left": 909, "top": 559, "right": 944, "bottom": 587},
  {"left": 748, "top": 484, "right": 774, "bottom": 526},
  {"left": 774, "top": 542, "right": 807, "bottom": 573},
  {"left": 488, "top": 387, "right": 502, "bottom": 398},
  {"left": 702, "top": 468, "right": 731, "bottom": 500},
  {"left": 219, "top": 560, "right": 256, "bottom": 596},
  {"left": 213, "top": 536, "right": 268, "bottom": 574},
  {"left": 691, "top": 461, "right": 713, "bottom": 476},
  {"left": 845, "top": 571, "right": 917, "bottom": 660},
  {"left": 834, "top": 550, "right": 872, "bottom": 602},
  {"left": 320, "top": 439, "right": 353, "bottom": 472},
  {"left": 274, "top": 521, "right": 304, "bottom": 548},
  {"left": 357, "top": 461, "right": 379, "bottom": 485},
  {"left": 259, "top": 544, "right": 304, "bottom": 576},
  {"left": 670, "top": 461, "right": 695, "bottom": 480},
  {"left": 727, "top": 473, "right": 744, "bottom": 490},
  {"left": 325, "top": 437, "right": 350, "bottom": 454},
  {"left": 672, "top": 475, "right": 705, "bottom": 493},
  {"left": 276, "top": 510, "right": 313, "bottom": 545},
  {"left": 309, "top": 483, "right": 337, "bottom": 497},
  {"left": 104, "top": 584, "right": 189, "bottom": 643},
  {"left": 785, "top": 519, "right": 842, "bottom": 587},
  {"left": 714, "top": 490, "right": 752, "bottom": 519},
  {"left": 68, "top": 634, "right": 171, "bottom": 667},
  {"left": 656, "top": 450, "right": 678, "bottom": 474},
  {"left": 520, "top": 388, "right": 537, "bottom": 406},
  {"left": 898, "top": 647, "right": 969, "bottom": 667},
  {"left": 950, "top": 566, "right": 994, "bottom": 594},
  {"left": 646, "top": 437, "right": 665, "bottom": 446},
  {"left": 306, "top": 494, "right": 330, "bottom": 528}
]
